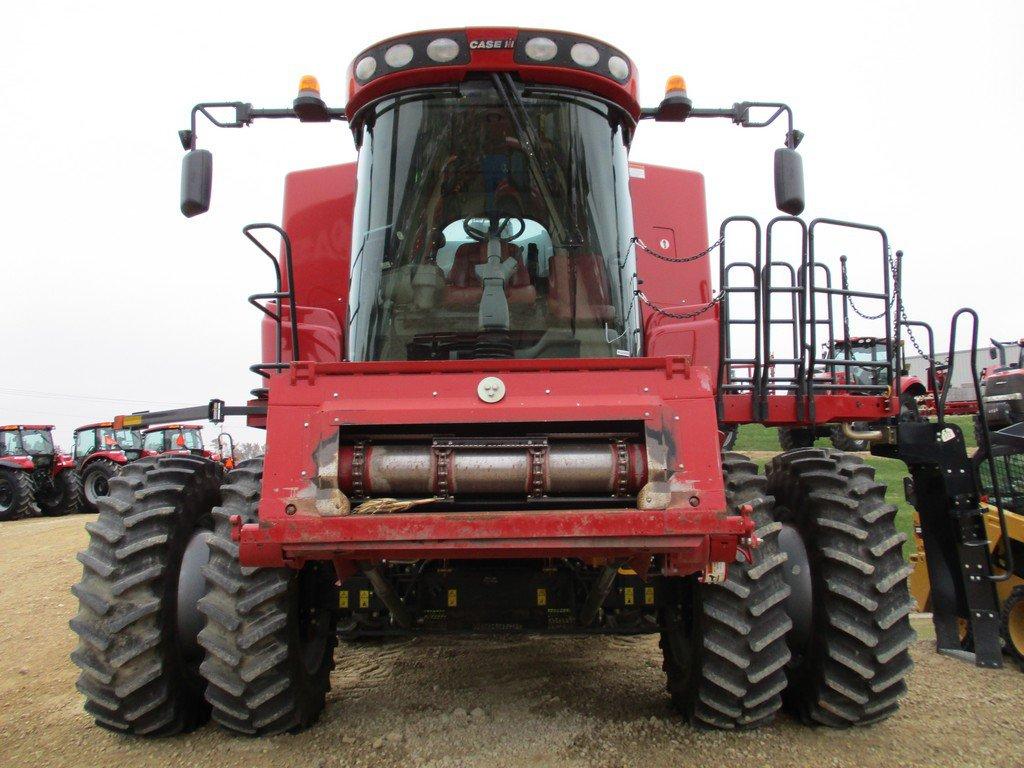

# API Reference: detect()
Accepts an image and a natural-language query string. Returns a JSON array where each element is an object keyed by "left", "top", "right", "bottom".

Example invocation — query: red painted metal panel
[
  {"left": 629, "top": 163, "right": 719, "bottom": 371},
  {"left": 280, "top": 163, "right": 356, "bottom": 335},
  {"left": 243, "top": 357, "right": 731, "bottom": 569}
]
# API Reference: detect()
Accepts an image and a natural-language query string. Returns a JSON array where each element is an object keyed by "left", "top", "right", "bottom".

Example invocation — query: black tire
[
  {"left": 0, "top": 468, "right": 39, "bottom": 520},
  {"left": 1000, "top": 585, "right": 1024, "bottom": 672},
  {"left": 82, "top": 458, "right": 122, "bottom": 513},
  {"left": 198, "top": 459, "right": 337, "bottom": 735},
  {"left": 39, "top": 469, "right": 83, "bottom": 516},
  {"left": 70, "top": 455, "right": 224, "bottom": 736},
  {"left": 659, "top": 452, "right": 792, "bottom": 729},
  {"left": 829, "top": 423, "right": 869, "bottom": 452},
  {"left": 779, "top": 427, "right": 816, "bottom": 451},
  {"left": 766, "top": 448, "right": 916, "bottom": 726}
]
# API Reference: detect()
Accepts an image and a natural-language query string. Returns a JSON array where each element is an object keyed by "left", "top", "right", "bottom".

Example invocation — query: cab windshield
[
  {"left": 20, "top": 430, "right": 54, "bottom": 455},
  {"left": 97, "top": 427, "right": 142, "bottom": 450},
  {"left": 114, "top": 429, "right": 142, "bottom": 450},
  {"left": 347, "top": 79, "right": 639, "bottom": 362}
]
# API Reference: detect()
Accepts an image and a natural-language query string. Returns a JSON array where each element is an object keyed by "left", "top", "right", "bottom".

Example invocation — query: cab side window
[{"left": 74, "top": 429, "right": 97, "bottom": 459}]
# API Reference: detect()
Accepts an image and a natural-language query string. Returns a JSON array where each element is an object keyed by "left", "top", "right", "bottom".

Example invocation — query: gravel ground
[{"left": 2, "top": 514, "right": 1021, "bottom": 768}]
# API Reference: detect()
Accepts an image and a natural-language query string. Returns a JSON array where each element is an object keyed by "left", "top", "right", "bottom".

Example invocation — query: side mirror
[
  {"left": 180, "top": 149, "right": 213, "bottom": 217},
  {"left": 774, "top": 147, "right": 805, "bottom": 216}
]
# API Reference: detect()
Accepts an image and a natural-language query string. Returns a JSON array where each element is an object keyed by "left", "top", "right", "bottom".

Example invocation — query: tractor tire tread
[
  {"left": 766, "top": 448, "right": 916, "bottom": 727},
  {"left": 660, "top": 452, "right": 792, "bottom": 730},
  {"left": 70, "top": 455, "right": 221, "bottom": 736}
]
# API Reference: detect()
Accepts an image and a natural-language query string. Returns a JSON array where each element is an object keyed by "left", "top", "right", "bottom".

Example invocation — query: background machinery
[
  {"left": 979, "top": 337, "right": 1024, "bottom": 434},
  {"left": 73, "top": 422, "right": 143, "bottom": 512},
  {"left": 0, "top": 425, "right": 82, "bottom": 519},
  {"left": 71, "top": 27, "right": 1009, "bottom": 739},
  {"left": 777, "top": 336, "right": 928, "bottom": 451},
  {"left": 140, "top": 423, "right": 217, "bottom": 460}
]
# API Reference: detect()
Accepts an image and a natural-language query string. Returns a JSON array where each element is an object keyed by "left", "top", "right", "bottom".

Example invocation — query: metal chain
[
  {"left": 844, "top": 249, "right": 929, "bottom": 361},
  {"left": 636, "top": 290, "right": 724, "bottom": 320},
  {"left": 842, "top": 255, "right": 895, "bottom": 321},
  {"left": 890, "top": 250, "right": 930, "bottom": 360},
  {"left": 630, "top": 236, "right": 724, "bottom": 264}
]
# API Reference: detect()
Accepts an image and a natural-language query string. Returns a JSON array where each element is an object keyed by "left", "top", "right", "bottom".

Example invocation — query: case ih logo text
[{"left": 469, "top": 39, "right": 515, "bottom": 50}]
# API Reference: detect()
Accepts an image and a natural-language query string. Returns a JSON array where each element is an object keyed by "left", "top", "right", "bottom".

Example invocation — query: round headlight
[
  {"left": 354, "top": 56, "right": 377, "bottom": 81},
  {"left": 608, "top": 55, "right": 630, "bottom": 80},
  {"left": 524, "top": 37, "right": 557, "bottom": 62},
  {"left": 570, "top": 43, "right": 600, "bottom": 67},
  {"left": 426, "top": 37, "right": 460, "bottom": 63},
  {"left": 384, "top": 43, "right": 414, "bottom": 68}
]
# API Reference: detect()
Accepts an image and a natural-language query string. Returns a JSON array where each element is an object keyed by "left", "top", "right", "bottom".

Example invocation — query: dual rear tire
[
  {"left": 660, "top": 448, "right": 916, "bottom": 729},
  {"left": 70, "top": 455, "right": 336, "bottom": 737}
]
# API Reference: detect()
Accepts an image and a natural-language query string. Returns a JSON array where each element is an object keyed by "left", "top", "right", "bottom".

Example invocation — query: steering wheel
[{"left": 462, "top": 214, "right": 525, "bottom": 244}]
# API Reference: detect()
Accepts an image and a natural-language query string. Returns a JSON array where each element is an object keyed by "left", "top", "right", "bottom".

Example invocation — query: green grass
[{"left": 732, "top": 414, "right": 979, "bottom": 560}]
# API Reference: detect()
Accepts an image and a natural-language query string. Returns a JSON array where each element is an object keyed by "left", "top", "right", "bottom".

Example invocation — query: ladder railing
[
  {"left": 243, "top": 223, "right": 301, "bottom": 379},
  {"left": 804, "top": 219, "right": 895, "bottom": 421},
  {"left": 716, "top": 217, "right": 763, "bottom": 420},
  {"left": 761, "top": 217, "right": 806, "bottom": 418}
]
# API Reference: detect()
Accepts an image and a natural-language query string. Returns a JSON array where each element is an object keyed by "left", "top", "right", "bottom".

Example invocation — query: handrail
[
  {"left": 946, "top": 308, "right": 1015, "bottom": 582},
  {"left": 243, "top": 223, "right": 300, "bottom": 378}
]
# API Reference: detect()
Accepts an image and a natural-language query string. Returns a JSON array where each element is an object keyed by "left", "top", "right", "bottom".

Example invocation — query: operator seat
[
  {"left": 547, "top": 252, "right": 615, "bottom": 321},
  {"left": 444, "top": 241, "right": 538, "bottom": 306}
]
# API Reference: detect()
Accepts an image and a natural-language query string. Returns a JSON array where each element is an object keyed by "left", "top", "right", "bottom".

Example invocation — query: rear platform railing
[
  {"left": 761, "top": 217, "right": 807, "bottom": 418},
  {"left": 805, "top": 219, "right": 895, "bottom": 421},
  {"left": 717, "top": 215, "right": 899, "bottom": 423},
  {"left": 716, "top": 216, "right": 764, "bottom": 420}
]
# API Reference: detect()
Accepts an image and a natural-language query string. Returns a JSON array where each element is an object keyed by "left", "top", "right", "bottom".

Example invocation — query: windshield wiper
[{"left": 490, "top": 74, "right": 573, "bottom": 247}]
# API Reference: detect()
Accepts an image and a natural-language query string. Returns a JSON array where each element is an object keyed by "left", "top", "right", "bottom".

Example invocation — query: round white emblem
[{"left": 477, "top": 376, "right": 506, "bottom": 403}]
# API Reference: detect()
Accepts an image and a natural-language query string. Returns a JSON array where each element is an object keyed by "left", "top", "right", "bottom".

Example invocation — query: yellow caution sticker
[
  {"left": 359, "top": 589, "right": 371, "bottom": 608},
  {"left": 537, "top": 588, "right": 547, "bottom": 606},
  {"left": 644, "top": 586, "right": 655, "bottom": 605},
  {"left": 624, "top": 587, "right": 635, "bottom": 606},
  {"left": 447, "top": 588, "right": 458, "bottom": 608},
  {"left": 339, "top": 590, "right": 349, "bottom": 609}
]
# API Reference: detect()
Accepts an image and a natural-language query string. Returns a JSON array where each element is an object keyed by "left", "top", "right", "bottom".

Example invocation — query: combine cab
[
  {"left": 73, "top": 422, "right": 143, "bottom": 512},
  {"left": 0, "top": 425, "right": 82, "bottom": 519},
  {"left": 71, "top": 27, "right": 1007, "bottom": 738}
]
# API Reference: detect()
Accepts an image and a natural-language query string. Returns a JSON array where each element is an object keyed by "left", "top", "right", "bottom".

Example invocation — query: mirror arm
[
  {"left": 642, "top": 99, "right": 804, "bottom": 150},
  {"left": 178, "top": 101, "right": 347, "bottom": 151}
]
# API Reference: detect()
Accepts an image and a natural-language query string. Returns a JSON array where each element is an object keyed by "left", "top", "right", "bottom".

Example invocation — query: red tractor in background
[
  {"left": 979, "top": 338, "right": 1024, "bottom": 434},
  {"left": 139, "top": 423, "right": 214, "bottom": 459},
  {"left": 73, "top": 422, "right": 143, "bottom": 512},
  {"left": 0, "top": 425, "right": 82, "bottom": 519},
  {"left": 72, "top": 27, "right": 1012, "bottom": 739},
  {"left": 778, "top": 336, "right": 927, "bottom": 451}
]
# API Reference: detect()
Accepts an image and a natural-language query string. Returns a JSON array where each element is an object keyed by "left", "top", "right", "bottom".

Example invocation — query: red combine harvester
[
  {"left": 72, "top": 422, "right": 143, "bottom": 512},
  {"left": 72, "top": 28, "right": 1015, "bottom": 738},
  {"left": 0, "top": 425, "right": 82, "bottom": 519}
]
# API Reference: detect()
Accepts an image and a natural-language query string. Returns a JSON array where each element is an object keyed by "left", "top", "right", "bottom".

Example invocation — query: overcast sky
[{"left": 3, "top": 1, "right": 1023, "bottom": 447}]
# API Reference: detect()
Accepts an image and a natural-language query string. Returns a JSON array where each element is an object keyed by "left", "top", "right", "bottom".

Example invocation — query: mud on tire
[
  {"left": 766, "top": 448, "right": 916, "bottom": 726},
  {"left": 69, "top": 455, "right": 224, "bottom": 735},
  {"left": 659, "top": 452, "right": 792, "bottom": 729},
  {"left": 198, "top": 459, "right": 337, "bottom": 735}
]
